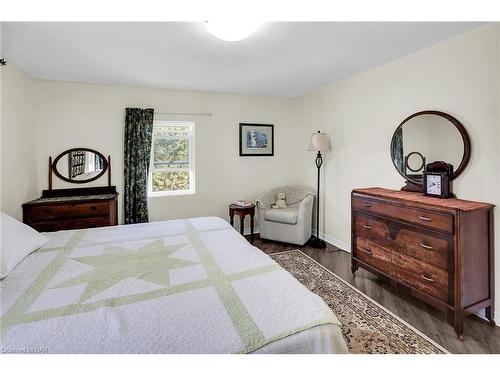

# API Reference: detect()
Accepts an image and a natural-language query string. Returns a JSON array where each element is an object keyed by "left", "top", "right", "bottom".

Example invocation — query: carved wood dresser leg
[
  {"left": 446, "top": 309, "right": 455, "bottom": 326},
  {"left": 351, "top": 261, "right": 359, "bottom": 275},
  {"left": 485, "top": 306, "right": 496, "bottom": 326},
  {"left": 455, "top": 310, "right": 464, "bottom": 341}
]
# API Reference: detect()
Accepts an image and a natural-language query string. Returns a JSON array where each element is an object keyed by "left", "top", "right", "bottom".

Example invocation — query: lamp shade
[{"left": 308, "top": 132, "right": 330, "bottom": 151}]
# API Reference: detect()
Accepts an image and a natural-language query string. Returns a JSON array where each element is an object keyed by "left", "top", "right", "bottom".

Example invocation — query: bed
[{"left": 1, "top": 217, "right": 347, "bottom": 354}]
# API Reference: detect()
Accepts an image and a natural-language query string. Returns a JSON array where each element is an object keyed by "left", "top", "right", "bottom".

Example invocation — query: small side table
[{"left": 229, "top": 203, "right": 255, "bottom": 242}]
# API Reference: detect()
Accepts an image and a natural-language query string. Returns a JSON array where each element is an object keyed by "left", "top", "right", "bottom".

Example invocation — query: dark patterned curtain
[
  {"left": 391, "top": 127, "right": 404, "bottom": 172},
  {"left": 124, "top": 108, "right": 154, "bottom": 224}
]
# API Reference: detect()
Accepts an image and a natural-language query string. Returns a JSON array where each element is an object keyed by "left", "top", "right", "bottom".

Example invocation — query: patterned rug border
[{"left": 273, "top": 249, "right": 450, "bottom": 354}]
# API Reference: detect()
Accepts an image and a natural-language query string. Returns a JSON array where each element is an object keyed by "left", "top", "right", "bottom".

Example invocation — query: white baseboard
[
  {"left": 242, "top": 227, "right": 259, "bottom": 236},
  {"left": 312, "top": 229, "right": 350, "bottom": 252},
  {"left": 238, "top": 226, "right": 350, "bottom": 253},
  {"left": 474, "top": 309, "right": 500, "bottom": 327}
]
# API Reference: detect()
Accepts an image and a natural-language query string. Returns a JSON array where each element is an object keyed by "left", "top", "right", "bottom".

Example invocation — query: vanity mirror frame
[
  {"left": 49, "top": 147, "right": 111, "bottom": 188},
  {"left": 390, "top": 110, "right": 471, "bottom": 188}
]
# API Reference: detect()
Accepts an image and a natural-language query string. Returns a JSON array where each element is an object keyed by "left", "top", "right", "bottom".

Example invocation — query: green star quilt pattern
[{"left": 1, "top": 217, "right": 343, "bottom": 353}]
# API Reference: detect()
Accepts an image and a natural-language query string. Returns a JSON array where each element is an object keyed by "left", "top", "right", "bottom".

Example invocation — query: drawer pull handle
[
  {"left": 420, "top": 243, "right": 434, "bottom": 250},
  {"left": 418, "top": 215, "right": 433, "bottom": 222},
  {"left": 362, "top": 224, "right": 372, "bottom": 230},
  {"left": 362, "top": 203, "right": 371, "bottom": 207},
  {"left": 363, "top": 249, "right": 373, "bottom": 256},
  {"left": 421, "top": 274, "right": 434, "bottom": 282}
]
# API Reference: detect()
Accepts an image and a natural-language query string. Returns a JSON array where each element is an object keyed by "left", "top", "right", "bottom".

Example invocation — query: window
[{"left": 148, "top": 120, "right": 195, "bottom": 196}]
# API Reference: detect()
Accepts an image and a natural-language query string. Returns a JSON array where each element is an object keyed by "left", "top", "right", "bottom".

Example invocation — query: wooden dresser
[
  {"left": 351, "top": 187, "right": 495, "bottom": 339},
  {"left": 23, "top": 186, "right": 118, "bottom": 232}
]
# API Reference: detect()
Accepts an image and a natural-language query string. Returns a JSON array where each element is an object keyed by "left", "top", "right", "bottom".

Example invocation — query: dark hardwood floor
[{"left": 246, "top": 234, "right": 500, "bottom": 354}]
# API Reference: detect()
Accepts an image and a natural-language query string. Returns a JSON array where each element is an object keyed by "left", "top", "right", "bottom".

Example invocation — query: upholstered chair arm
[
  {"left": 296, "top": 194, "right": 315, "bottom": 224},
  {"left": 255, "top": 200, "right": 264, "bottom": 212}
]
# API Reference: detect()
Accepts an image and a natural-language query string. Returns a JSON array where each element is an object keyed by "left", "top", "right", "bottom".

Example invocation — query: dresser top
[
  {"left": 353, "top": 187, "right": 494, "bottom": 212},
  {"left": 24, "top": 194, "right": 116, "bottom": 205}
]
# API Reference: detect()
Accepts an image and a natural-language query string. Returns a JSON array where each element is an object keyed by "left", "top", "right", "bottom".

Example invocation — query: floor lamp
[{"left": 308, "top": 131, "right": 330, "bottom": 249}]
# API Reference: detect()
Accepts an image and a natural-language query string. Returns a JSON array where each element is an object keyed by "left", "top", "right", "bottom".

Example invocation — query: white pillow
[{"left": 1, "top": 212, "right": 49, "bottom": 279}]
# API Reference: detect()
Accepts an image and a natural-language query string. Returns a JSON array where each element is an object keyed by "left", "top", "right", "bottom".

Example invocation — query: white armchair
[{"left": 256, "top": 186, "right": 315, "bottom": 245}]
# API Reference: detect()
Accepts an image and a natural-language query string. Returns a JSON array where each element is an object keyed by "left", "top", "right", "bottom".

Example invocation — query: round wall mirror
[
  {"left": 390, "top": 110, "right": 471, "bottom": 185},
  {"left": 52, "top": 148, "right": 108, "bottom": 184}
]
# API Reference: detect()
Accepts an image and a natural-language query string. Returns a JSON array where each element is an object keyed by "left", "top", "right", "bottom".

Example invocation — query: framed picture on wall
[{"left": 239, "top": 123, "right": 274, "bottom": 156}]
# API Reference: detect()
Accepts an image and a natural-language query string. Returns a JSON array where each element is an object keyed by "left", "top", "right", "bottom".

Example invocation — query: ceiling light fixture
[{"left": 205, "top": 21, "right": 261, "bottom": 42}]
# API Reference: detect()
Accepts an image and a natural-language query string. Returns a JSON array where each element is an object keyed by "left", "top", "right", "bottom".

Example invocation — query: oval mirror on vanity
[
  {"left": 390, "top": 110, "right": 471, "bottom": 190},
  {"left": 23, "top": 147, "right": 116, "bottom": 232},
  {"left": 52, "top": 148, "right": 109, "bottom": 184}
]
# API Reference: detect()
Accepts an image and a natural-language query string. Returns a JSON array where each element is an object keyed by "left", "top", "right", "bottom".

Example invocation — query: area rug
[{"left": 270, "top": 250, "right": 449, "bottom": 354}]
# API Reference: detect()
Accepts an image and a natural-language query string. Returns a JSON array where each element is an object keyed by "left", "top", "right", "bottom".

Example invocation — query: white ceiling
[{"left": 2, "top": 22, "right": 485, "bottom": 97}]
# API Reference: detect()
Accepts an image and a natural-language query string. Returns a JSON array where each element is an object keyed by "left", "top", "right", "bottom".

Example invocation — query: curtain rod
[{"left": 154, "top": 111, "right": 213, "bottom": 117}]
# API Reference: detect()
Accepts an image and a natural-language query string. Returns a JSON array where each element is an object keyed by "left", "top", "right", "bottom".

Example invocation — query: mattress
[{"left": 1, "top": 217, "right": 347, "bottom": 354}]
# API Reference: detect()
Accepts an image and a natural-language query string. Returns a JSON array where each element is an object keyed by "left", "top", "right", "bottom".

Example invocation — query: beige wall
[
  {"left": 1, "top": 63, "right": 40, "bottom": 219},
  {"left": 0, "top": 23, "right": 2, "bottom": 215},
  {"left": 403, "top": 114, "right": 464, "bottom": 172},
  {"left": 296, "top": 23, "right": 500, "bottom": 318},
  {"left": 29, "top": 80, "right": 306, "bottom": 228},
  {"left": 1, "top": 23, "right": 499, "bottom": 318}
]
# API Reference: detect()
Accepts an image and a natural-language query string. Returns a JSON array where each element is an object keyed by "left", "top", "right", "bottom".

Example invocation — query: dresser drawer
[
  {"left": 29, "top": 202, "right": 110, "bottom": 221},
  {"left": 355, "top": 214, "right": 450, "bottom": 271},
  {"left": 353, "top": 195, "right": 454, "bottom": 234},
  {"left": 393, "top": 226, "right": 451, "bottom": 271},
  {"left": 355, "top": 237, "right": 393, "bottom": 276},
  {"left": 393, "top": 252, "right": 449, "bottom": 303},
  {"left": 31, "top": 216, "right": 111, "bottom": 232}
]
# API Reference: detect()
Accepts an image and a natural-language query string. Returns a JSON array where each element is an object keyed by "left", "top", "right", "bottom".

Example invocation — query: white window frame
[{"left": 148, "top": 120, "right": 195, "bottom": 197}]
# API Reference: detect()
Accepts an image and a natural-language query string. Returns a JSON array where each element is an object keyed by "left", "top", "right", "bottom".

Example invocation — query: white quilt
[{"left": 0, "top": 217, "right": 344, "bottom": 354}]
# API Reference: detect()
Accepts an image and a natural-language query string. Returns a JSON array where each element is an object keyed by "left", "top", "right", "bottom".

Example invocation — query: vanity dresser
[
  {"left": 352, "top": 111, "right": 495, "bottom": 340},
  {"left": 23, "top": 148, "right": 118, "bottom": 232}
]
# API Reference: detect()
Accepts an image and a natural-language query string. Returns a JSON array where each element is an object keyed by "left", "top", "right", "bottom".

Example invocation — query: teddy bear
[{"left": 272, "top": 192, "right": 288, "bottom": 209}]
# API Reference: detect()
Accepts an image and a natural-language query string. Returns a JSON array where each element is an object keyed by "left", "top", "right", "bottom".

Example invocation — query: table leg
[
  {"left": 239, "top": 215, "right": 245, "bottom": 235},
  {"left": 250, "top": 214, "right": 254, "bottom": 242}
]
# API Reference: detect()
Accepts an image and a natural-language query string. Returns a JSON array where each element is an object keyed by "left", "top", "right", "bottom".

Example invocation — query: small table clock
[{"left": 422, "top": 161, "right": 453, "bottom": 198}]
